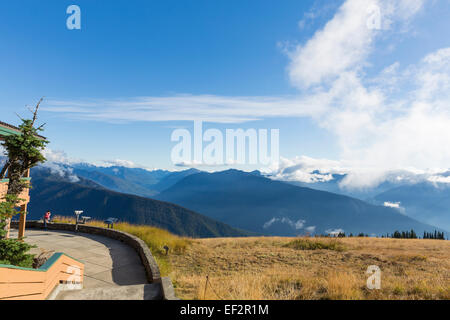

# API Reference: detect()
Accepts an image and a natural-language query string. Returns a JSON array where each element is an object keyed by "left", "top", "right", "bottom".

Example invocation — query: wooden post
[
  {"left": 18, "top": 169, "right": 31, "bottom": 240},
  {"left": 4, "top": 169, "right": 11, "bottom": 239},
  {"left": 5, "top": 219, "right": 11, "bottom": 239},
  {"left": 18, "top": 203, "right": 27, "bottom": 240}
]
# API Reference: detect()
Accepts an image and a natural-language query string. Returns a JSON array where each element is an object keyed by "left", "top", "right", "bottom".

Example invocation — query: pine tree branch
[
  {"left": 0, "top": 161, "right": 10, "bottom": 179},
  {"left": 31, "top": 97, "right": 44, "bottom": 127}
]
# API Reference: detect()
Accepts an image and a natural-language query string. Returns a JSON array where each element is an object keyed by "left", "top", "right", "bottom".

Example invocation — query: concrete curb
[
  {"left": 161, "top": 277, "right": 181, "bottom": 300},
  {"left": 46, "top": 283, "right": 83, "bottom": 300}
]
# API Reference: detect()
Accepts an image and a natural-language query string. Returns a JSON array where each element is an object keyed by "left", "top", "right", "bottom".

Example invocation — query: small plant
[
  {"left": 0, "top": 239, "right": 36, "bottom": 268},
  {"left": 392, "top": 285, "right": 405, "bottom": 296},
  {"left": 283, "top": 238, "right": 346, "bottom": 252}
]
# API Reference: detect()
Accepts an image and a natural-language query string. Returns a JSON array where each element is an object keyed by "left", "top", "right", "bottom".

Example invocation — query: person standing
[{"left": 43, "top": 210, "right": 51, "bottom": 230}]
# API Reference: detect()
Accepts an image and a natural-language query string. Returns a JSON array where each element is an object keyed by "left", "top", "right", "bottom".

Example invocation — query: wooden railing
[{"left": 0, "top": 253, "right": 84, "bottom": 300}]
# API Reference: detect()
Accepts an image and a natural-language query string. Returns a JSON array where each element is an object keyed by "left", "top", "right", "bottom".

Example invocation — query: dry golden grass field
[
  {"left": 168, "top": 237, "right": 450, "bottom": 300},
  {"left": 50, "top": 217, "right": 449, "bottom": 300}
]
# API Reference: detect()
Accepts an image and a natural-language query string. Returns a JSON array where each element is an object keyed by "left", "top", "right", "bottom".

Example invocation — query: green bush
[
  {"left": 283, "top": 239, "right": 346, "bottom": 252},
  {"left": 0, "top": 239, "right": 35, "bottom": 268}
]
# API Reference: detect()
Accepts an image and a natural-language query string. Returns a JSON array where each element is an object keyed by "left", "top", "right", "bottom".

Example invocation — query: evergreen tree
[{"left": 0, "top": 99, "right": 48, "bottom": 239}]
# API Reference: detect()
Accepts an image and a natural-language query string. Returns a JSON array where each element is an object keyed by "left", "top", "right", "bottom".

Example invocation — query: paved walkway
[{"left": 9, "top": 229, "right": 148, "bottom": 289}]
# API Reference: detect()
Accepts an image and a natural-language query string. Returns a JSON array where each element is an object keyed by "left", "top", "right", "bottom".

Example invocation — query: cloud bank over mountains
[{"left": 268, "top": 155, "right": 450, "bottom": 191}]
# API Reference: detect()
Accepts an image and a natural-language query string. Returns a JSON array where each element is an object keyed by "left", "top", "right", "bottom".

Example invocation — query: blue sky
[{"left": 1, "top": 1, "right": 450, "bottom": 186}]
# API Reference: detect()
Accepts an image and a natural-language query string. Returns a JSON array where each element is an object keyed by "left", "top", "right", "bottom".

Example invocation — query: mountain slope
[
  {"left": 71, "top": 164, "right": 171, "bottom": 196},
  {"left": 72, "top": 167, "right": 159, "bottom": 197},
  {"left": 26, "top": 168, "right": 252, "bottom": 238},
  {"left": 374, "top": 183, "right": 450, "bottom": 231},
  {"left": 156, "top": 169, "right": 443, "bottom": 236},
  {"left": 151, "top": 168, "right": 200, "bottom": 193},
  {"left": 72, "top": 164, "right": 170, "bottom": 188}
]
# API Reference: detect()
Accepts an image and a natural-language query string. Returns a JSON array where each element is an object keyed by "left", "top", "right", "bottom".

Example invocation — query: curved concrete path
[{"left": 9, "top": 229, "right": 156, "bottom": 299}]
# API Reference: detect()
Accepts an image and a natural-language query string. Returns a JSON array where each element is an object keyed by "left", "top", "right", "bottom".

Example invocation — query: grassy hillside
[{"left": 168, "top": 237, "right": 450, "bottom": 300}]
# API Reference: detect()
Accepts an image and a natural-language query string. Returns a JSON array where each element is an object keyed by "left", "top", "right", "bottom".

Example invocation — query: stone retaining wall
[{"left": 10, "top": 221, "right": 179, "bottom": 300}]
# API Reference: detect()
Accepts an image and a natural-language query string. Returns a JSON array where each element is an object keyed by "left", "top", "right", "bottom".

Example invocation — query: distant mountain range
[
  {"left": 19, "top": 160, "right": 448, "bottom": 237},
  {"left": 70, "top": 163, "right": 200, "bottom": 198},
  {"left": 156, "top": 169, "right": 444, "bottom": 236},
  {"left": 26, "top": 167, "right": 253, "bottom": 238}
]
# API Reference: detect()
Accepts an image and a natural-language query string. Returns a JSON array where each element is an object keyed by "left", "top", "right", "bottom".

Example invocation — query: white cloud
[
  {"left": 396, "top": 0, "right": 425, "bottom": 21},
  {"left": 384, "top": 201, "right": 399, "bottom": 208},
  {"left": 326, "top": 228, "right": 344, "bottom": 236},
  {"left": 289, "top": 0, "right": 378, "bottom": 89},
  {"left": 43, "top": 95, "right": 323, "bottom": 124},
  {"left": 288, "top": 0, "right": 425, "bottom": 88},
  {"left": 96, "top": 159, "right": 163, "bottom": 172},
  {"left": 263, "top": 217, "right": 306, "bottom": 230},
  {"left": 41, "top": 162, "right": 80, "bottom": 183},
  {"left": 174, "top": 159, "right": 223, "bottom": 168},
  {"left": 267, "top": 155, "right": 450, "bottom": 191},
  {"left": 263, "top": 217, "right": 277, "bottom": 229},
  {"left": 0, "top": 148, "right": 79, "bottom": 182},
  {"left": 269, "top": 156, "right": 346, "bottom": 183},
  {"left": 384, "top": 201, "right": 406, "bottom": 214},
  {"left": 296, "top": 1, "right": 339, "bottom": 30},
  {"left": 305, "top": 226, "right": 316, "bottom": 233},
  {"left": 42, "top": 148, "right": 80, "bottom": 164},
  {"left": 42, "top": 149, "right": 157, "bottom": 174},
  {"left": 427, "top": 175, "right": 450, "bottom": 184},
  {"left": 101, "top": 159, "right": 139, "bottom": 168}
]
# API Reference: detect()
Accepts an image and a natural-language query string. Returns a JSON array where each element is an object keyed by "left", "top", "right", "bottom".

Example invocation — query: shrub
[
  {"left": 283, "top": 239, "right": 346, "bottom": 252},
  {"left": 0, "top": 239, "right": 36, "bottom": 268},
  {"left": 393, "top": 285, "right": 405, "bottom": 295}
]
